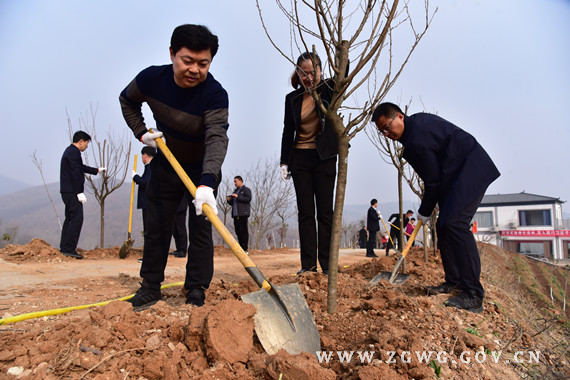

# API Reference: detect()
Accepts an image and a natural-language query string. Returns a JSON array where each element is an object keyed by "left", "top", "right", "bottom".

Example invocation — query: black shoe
[
  {"left": 186, "top": 288, "right": 205, "bottom": 307},
  {"left": 385, "top": 253, "right": 390, "bottom": 256},
  {"left": 425, "top": 282, "right": 458, "bottom": 295},
  {"left": 174, "top": 250, "right": 186, "bottom": 258},
  {"left": 61, "top": 251, "right": 83, "bottom": 259},
  {"left": 365, "top": 253, "right": 378, "bottom": 258},
  {"left": 127, "top": 285, "right": 162, "bottom": 310},
  {"left": 296, "top": 267, "right": 317, "bottom": 275},
  {"left": 444, "top": 290, "right": 483, "bottom": 313},
  {"left": 322, "top": 269, "right": 329, "bottom": 275}
]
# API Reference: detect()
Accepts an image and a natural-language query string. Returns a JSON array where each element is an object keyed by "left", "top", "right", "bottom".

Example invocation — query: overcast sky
[{"left": 1, "top": 0, "right": 569, "bottom": 211}]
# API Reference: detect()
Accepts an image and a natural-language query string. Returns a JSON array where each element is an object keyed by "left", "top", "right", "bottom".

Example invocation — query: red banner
[{"left": 500, "top": 230, "right": 570, "bottom": 237}]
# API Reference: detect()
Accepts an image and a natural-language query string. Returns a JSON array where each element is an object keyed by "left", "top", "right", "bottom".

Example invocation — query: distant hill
[
  {"left": 0, "top": 174, "right": 31, "bottom": 196},
  {"left": 0, "top": 182, "right": 144, "bottom": 249},
  {"left": 0, "top": 181, "right": 419, "bottom": 250}
]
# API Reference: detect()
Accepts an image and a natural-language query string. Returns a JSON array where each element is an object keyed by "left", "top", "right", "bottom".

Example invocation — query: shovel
[
  {"left": 119, "top": 154, "right": 137, "bottom": 259},
  {"left": 379, "top": 216, "right": 396, "bottom": 253},
  {"left": 370, "top": 220, "right": 423, "bottom": 285},
  {"left": 153, "top": 135, "right": 320, "bottom": 356}
]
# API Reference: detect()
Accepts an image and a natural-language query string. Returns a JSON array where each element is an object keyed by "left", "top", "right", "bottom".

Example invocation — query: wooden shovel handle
[
  {"left": 127, "top": 154, "right": 137, "bottom": 236},
  {"left": 153, "top": 135, "right": 272, "bottom": 293}
]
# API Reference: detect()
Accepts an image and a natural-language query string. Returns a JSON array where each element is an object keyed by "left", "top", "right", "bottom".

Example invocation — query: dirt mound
[
  {"left": 0, "top": 239, "right": 62, "bottom": 263},
  {"left": 0, "top": 239, "right": 144, "bottom": 262},
  {"left": 1, "top": 242, "right": 569, "bottom": 379}
]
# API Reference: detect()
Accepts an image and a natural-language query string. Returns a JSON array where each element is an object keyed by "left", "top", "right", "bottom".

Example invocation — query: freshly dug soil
[{"left": 0, "top": 240, "right": 568, "bottom": 379}]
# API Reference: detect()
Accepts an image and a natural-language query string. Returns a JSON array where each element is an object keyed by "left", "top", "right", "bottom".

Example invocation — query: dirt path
[{"left": 0, "top": 247, "right": 370, "bottom": 291}]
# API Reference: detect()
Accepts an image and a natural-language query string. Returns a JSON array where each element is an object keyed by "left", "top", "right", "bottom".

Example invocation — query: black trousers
[
  {"left": 142, "top": 209, "right": 148, "bottom": 234},
  {"left": 60, "top": 192, "right": 83, "bottom": 253},
  {"left": 290, "top": 149, "right": 336, "bottom": 271},
  {"left": 366, "top": 230, "right": 377, "bottom": 256},
  {"left": 437, "top": 192, "right": 485, "bottom": 298},
  {"left": 172, "top": 206, "right": 188, "bottom": 253},
  {"left": 386, "top": 228, "right": 400, "bottom": 254},
  {"left": 141, "top": 154, "right": 218, "bottom": 291},
  {"left": 233, "top": 216, "right": 249, "bottom": 251}
]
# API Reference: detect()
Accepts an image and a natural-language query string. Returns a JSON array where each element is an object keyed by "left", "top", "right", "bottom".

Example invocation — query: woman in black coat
[{"left": 280, "top": 52, "right": 338, "bottom": 275}]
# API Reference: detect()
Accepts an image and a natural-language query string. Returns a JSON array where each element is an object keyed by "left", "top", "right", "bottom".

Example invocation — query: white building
[{"left": 473, "top": 192, "right": 568, "bottom": 259}]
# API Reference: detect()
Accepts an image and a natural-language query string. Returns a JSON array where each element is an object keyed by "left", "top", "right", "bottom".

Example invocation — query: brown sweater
[{"left": 294, "top": 93, "right": 319, "bottom": 149}]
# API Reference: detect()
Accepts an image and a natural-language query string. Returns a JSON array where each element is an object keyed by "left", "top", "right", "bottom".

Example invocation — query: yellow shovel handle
[
  {"left": 153, "top": 135, "right": 271, "bottom": 293},
  {"left": 128, "top": 154, "right": 137, "bottom": 235},
  {"left": 399, "top": 219, "right": 423, "bottom": 259}
]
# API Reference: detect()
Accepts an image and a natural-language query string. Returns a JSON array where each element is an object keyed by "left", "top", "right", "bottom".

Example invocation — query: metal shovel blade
[
  {"left": 369, "top": 271, "right": 410, "bottom": 286},
  {"left": 241, "top": 283, "right": 321, "bottom": 355},
  {"left": 119, "top": 237, "right": 133, "bottom": 259},
  {"left": 369, "top": 220, "right": 423, "bottom": 286}
]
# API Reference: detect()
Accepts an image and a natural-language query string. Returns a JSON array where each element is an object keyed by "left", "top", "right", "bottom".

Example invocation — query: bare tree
[
  {"left": 257, "top": 0, "right": 436, "bottom": 312},
  {"left": 31, "top": 151, "right": 62, "bottom": 230},
  {"left": 248, "top": 156, "right": 296, "bottom": 250},
  {"left": 67, "top": 104, "right": 131, "bottom": 248},
  {"left": 368, "top": 102, "right": 413, "bottom": 269},
  {"left": 341, "top": 219, "right": 361, "bottom": 248},
  {"left": 367, "top": 101, "right": 440, "bottom": 261},
  {"left": 215, "top": 176, "right": 235, "bottom": 247},
  {"left": 274, "top": 181, "right": 296, "bottom": 248}
]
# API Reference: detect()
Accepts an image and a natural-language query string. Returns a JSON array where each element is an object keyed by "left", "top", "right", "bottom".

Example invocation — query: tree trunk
[
  {"left": 398, "top": 168, "right": 406, "bottom": 274},
  {"left": 327, "top": 135, "right": 350, "bottom": 314},
  {"left": 423, "top": 223, "right": 428, "bottom": 262},
  {"left": 100, "top": 198, "right": 105, "bottom": 248}
]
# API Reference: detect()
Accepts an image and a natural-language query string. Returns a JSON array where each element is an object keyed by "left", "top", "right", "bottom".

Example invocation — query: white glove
[
  {"left": 377, "top": 210, "right": 382, "bottom": 218},
  {"left": 77, "top": 193, "right": 87, "bottom": 204},
  {"left": 131, "top": 170, "right": 137, "bottom": 179},
  {"left": 280, "top": 165, "right": 291, "bottom": 181},
  {"left": 141, "top": 130, "right": 165, "bottom": 149},
  {"left": 98, "top": 167, "right": 106, "bottom": 173},
  {"left": 417, "top": 213, "right": 430, "bottom": 225},
  {"left": 193, "top": 186, "right": 218, "bottom": 216}
]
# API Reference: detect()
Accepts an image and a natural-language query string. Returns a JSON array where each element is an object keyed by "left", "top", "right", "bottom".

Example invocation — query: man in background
[
  {"left": 132, "top": 146, "right": 155, "bottom": 263},
  {"left": 366, "top": 199, "right": 380, "bottom": 258},
  {"left": 226, "top": 175, "right": 252, "bottom": 253},
  {"left": 59, "top": 130, "right": 105, "bottom": 259}
]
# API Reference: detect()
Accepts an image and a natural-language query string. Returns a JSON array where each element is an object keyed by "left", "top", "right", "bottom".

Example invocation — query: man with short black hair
[
  {"left": 226, "top": 176, "right": 252, "bottom": 253},
  {"left": 120, "top": 24, "right": 229, "bottom": 309},
  {"left": 59, "top": 131, "right": 106, "bottom": 259},
  {"left": 132, "top": 146, "right": 156, "bottom": 233},
  {"left": 372, "top": 102, "right": 500, "bottom": 313},
  {"left": 386, "top": 209, "right": 413, "bottom": 254},
  {"left": 366, "top": 199, "right": 380, "bottom": 257}
]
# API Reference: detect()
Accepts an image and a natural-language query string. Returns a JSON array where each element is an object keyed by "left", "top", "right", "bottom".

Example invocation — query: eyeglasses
[{"left": 378, "top": 116, "right": 396, "bottom": 135}]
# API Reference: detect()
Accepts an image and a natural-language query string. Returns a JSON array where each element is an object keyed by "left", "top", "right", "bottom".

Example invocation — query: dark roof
[{"left": 481, "top": 192, "right": 565, "bottom": 207}]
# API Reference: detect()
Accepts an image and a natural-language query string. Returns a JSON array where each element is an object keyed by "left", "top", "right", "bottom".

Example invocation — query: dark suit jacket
[
  {"left": 399, "top": 113, "right": 500, "bottom": 225},
  {"left": 280, "top": 78, "right": 339, "bottom": 165},
  {"left": 60, "top": 144, "right": 99, "bottom": 194},
  {"left": 367, "top": 206, "right": 380, "bottom": 232},
  {"left": 387, "top": 213, "right": 402, "bottom": 233},
  {"left": 133, "top": 163, "right": 151, "bottom": 209},
  {"left": 227, "top": 185, "right": 252, "bottom": 217}
]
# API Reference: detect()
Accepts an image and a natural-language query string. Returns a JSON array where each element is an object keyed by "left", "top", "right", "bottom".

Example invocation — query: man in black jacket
[
  {"left": 226, "top": 176, "right": 252, "bottom": 253},
  {"left": 59, "top": 131, "right": 105, "bottom": 259},
  {"left": 366, "top": 199, "right": 380, "bottom": 257},
  {"left": 372, "top": 102, "right": 500, "bottom": 313},
  {"left": 358, "top": 226, "right": 367, "bottom": 249},
  {"left": 132, "top": 146, "right": 156, "bottom": 232},
  {"left": 386, "top": 210, "right": 413, "bottom": 255}
]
